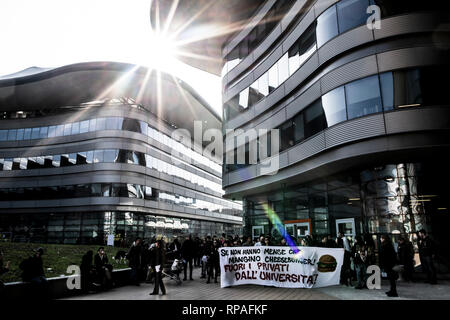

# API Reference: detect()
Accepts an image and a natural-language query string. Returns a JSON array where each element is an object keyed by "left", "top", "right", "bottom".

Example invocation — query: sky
[{"left": 0, "top": 0, "right": 223, "bottom": 116}]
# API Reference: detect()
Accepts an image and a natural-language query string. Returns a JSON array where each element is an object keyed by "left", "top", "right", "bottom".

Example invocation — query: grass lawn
[{"left": 0, "top": 242, "right": 129, "bottom": 283}]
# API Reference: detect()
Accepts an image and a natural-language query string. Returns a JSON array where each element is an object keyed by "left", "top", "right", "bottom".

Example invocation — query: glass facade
[
  {"left": 0, "top": 183, "right": 239, "bottom": 215},
  {"left": 0, "top": 211, "right": 242, "bottom": 245},
  {"left": 225, "top": 66, "right": 449, "bottom": 173},
  {"left": 243, "top": 162, "right": 450, "bottom": 269},
  {"left": 0, "top": 116, "right": 222, "bottom": 174},
  {"left": 223, "top": 0, "right": 442, "bottom": 121}
]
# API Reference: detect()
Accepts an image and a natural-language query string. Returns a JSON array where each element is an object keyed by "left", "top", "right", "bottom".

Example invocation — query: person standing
[
  {"left": 194, "top": 237, "right": 201, "bottom": 267},
  {"left": 244, "top": 237, "right": 253, "bottom": 246},
  {"left": 206, "top": 239, "right": 220, "bottom": 284},
  {"left": 352, "top": 236, "right": 368, "bottom": 289},
  {"left": 145, "top": 241, "right": 157, "bottom": 284},
  {"left": 397, "top": 236, "right": 415, "bottom": 282},
  {"left": 149, "top": 239, "right": 166, "bottom": 295},
  {"left": 418, "top": 229, "right": 437, "bottom": 284},
  {"left": 199, "top": 238, "right": 207, "bottom": 279},
  {"left": 364, "top": 234, "right": 376, "bottom": 266},
  {"left": 254, "top": 236, "right": 264, "bottom": 246},
  {"left": 337, "top": 233, "right": 352, "bottom": 286},
  {"left": 19, "top": 248, "right": 49, "bottom": 298},
  {"left": 379, "top": 235, "right": 399, "bottom": 297},
  {"left": 127, "top": 237, "right": 143, "bottom": 286},
  {"left": 181, "top": 235, "right": 195, "bottom": 281},
  {"left": 168, "top": 237, "right": 181, "bottom": 259}
]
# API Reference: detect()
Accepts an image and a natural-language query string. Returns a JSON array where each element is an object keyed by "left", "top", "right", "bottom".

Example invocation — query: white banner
[{"left": 220, "top": 246, "right": 344, "bottom": 288}]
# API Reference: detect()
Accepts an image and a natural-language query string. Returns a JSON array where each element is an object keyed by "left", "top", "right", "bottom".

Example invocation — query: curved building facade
[
  {"left": 220, "top": 0, "right": 450, "bottom": 268},
  {"left": 0, "top": 62, "right": 242, "bottom": 245}
]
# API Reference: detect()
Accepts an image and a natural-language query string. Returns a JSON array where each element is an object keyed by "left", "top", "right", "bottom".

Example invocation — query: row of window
[
  {"left": 0, "top": 116, "right": 222, "bottom": 174},
  {"left": 223, "top": 0, "right": 439, "bottom": 121},
  {"left": 0, "top": 183, "right": 233, "bottom": 214},
  {"left": 221, "top": 0, "right": 296, "bottom": 77},
  {"left": 0, "top": 148, "right": 223, "bottom": 195},
  {"left": 225, "top": 66, "right": 447, "bottom": 172},
  {"left": 0, "top": 212, "right": 241, "bottom": 245},
  {"left": 224, "top": 21, "right": 317, "bottom": 121}
]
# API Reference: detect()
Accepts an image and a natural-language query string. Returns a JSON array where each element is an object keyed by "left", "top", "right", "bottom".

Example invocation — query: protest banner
[{"left": 219, "top": 246, "right": 344, "bottom": 288}]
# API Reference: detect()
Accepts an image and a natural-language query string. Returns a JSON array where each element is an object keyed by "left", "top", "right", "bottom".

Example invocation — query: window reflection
[
  {"left": 63, "top": 123, "right": 72, "bottom": 136},
  {"left": 316, "top": 5, "right": 339, "bottom": 47},
  {"left": 0, "top": 183, "right": 229, "bottom": 214},
  {"left": 7, "top": 129, "right": 16, "bottom": 141},
  {"left": 1, "top": 115, "right": 222, "bottom": 176},
  {"left": 80, "top": 120, "right": 89, "bottom": 133},
  {"left": 268, "top": 63, "right": 279, "bottom": 93},
  {"left": 71, "top": 122, "right": 80, "bottom": 135},
  {"left": 222, "top": 0, "right": 295, "bottom": 75},
  {"left": 345, "top": 75, "right": 382, "bottom": 120},
  {"left": 304, "top": 99, "right": 327, "bottom": 138},
  {"left": 0, "top": 148, "right": 223, "bottom": 194},
  {"left": 380, "top": 72, "right": 394, "bottom": 111},
  {"left": 322, "top": 86, "right": 347, "bottom": 126},
  {"left": 31, "top": 127, "right": 40, "bottom": 139}
]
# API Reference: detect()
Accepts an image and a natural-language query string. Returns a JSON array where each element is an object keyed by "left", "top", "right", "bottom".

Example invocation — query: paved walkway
[{"left": 65, "top": 267, "right": 450, "bottom": 300}]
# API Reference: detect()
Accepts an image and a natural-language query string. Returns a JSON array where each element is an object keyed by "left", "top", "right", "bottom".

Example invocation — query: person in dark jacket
[
  {"left": 19, "top": 248, "right": 49, "bottom": 298},
  {"left": 168, "top": 237, "right": 181, "bottom": 260},
  {"left": 94, "top": 247, "right": 113, "bottom": 288},
  {"left": 418, "top": 229, "right": 437, "bottom": 284},
  {"left": 181, "top": 235, "right": 195, "bottom": 281},
  {"left": 397, "top": 236, "right": 415, "bottom": 282},
  {"left": 127, "top": 237, "right": 143, "bottom": 286},
  {"left": 149, "top": 239, "right": 166, "bottom": 295},
  {"left": 206, "top": 239, "right": 220, "bottom": 284},
  {"left": 80, "top": 250, "right": 95, "bottom": 292},
  {"left": 379, "top": 235, "right": 399, "bottom": 297},
  {"left": 352, "top": 236, "right": 368, "bottom": 289}
]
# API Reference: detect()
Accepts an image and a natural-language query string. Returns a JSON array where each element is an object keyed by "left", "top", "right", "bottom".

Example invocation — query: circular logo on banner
[{"left": 317, "top": 254, "right": 337, "bottom": 273}]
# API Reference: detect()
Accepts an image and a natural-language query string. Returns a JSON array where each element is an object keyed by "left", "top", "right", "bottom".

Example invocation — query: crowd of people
[{"left": 0, "top": 229, "right": 440, "bottom": 298}]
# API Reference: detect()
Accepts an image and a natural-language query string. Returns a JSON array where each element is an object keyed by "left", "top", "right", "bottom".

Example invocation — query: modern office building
[
  {"left": 0, "top": 62, "right": 242, "bottom": 244},
  {"left": 155, "top": 0, "right": 450, "bottom": 268},
  {"left": 218, "top": 0, "right": 450, "bottom": 267}
]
